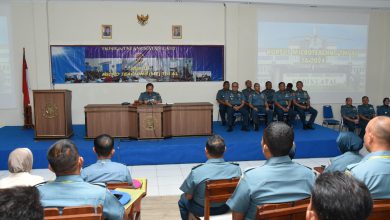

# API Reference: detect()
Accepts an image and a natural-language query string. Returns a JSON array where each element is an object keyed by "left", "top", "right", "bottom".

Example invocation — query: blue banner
[{"left": 50, "top": 45, "right": 224, "bottom": 84}]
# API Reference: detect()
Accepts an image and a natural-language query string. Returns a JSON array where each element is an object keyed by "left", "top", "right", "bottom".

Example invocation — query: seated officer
[
  {"left": 225, "top": 82, "right": 250, "bottom": 132},
  {"left": 273, "top": 82, "right": 297, "bottom": 126},
  {"left": 138, "top": 83, "right": 162, "bottom": 104},
  {"left": 227, "top": 122, "right": 315, "bottom": 220},
  {"left": 248, "top": 83, "right": 273, "bottom": 131},
  {"left": 81, "top": 134, "right": 132, "bottom": 185},
  {"left": 358, "top": 96, "right": 376, "bottom": 138},
  {"left": 306, "top": 172, "right": 372, "bottom": 220},
  {"left": 38, "top": 139, "right": 124, "bottom": 220},
  {"left": 293, "top": 81, "right": 318, "bottom": 130},
  {"left": 286, "top": 82, "right": 295, "bottom": 94},
  {"left": 347, "top": 116, "right": 390, "bottom": 199},
  {"left": 341, "top": 97, "right": 359, "bottom": 132},
  {"left": 216, "top": 81, "right": 230, "bottom": 126},
  {"left": 323, "top": 132, "right": 363, "bottom": 173},
  {"left": 241, "top": 80, "right": 254, "bottom": 102},
  {"left": 262, "top": 81, "right": 275, "bottom": 110},
  {"left": 377, "top": 97, "right": 389, "bottom": 117},
  {"left": 178, "top": 135, "right": 242, "bottom": 220}
]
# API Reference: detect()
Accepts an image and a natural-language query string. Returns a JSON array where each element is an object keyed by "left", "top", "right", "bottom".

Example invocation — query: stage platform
[{"left": 0, "top": 122, "right": 341, "bottom": 170}]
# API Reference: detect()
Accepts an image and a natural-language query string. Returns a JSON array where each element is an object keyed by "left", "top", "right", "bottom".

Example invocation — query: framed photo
[
  {"left": 172, "top": 25, "right": 182, "bottom": 39},
  {"left": 101, "top": 25, "right": 112, "bottom": 39}
]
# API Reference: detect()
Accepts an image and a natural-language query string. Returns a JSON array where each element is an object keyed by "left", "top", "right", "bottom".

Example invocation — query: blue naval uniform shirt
[
  {"left": 294, "top": 90, "right": 310, "bottom": 104},
  {"left": 358, "top": 104, "right": 376, "bottom": 119},
  {"left": 138, "top": 92, "right": 161, "bottom": 103},
  {"left": 81, "top": 159, "right": 132, "bottom": 184},
  {"left": 341, "top": 105, "right": 358, "bottom": 118},
  {"left": 248, "top": 91, "right": 268, "bottom": 106},
  {"left": 242, "top": 88, "right": 254, "bottom": 101},
  {"left": 180, "top": 158, "right": 242, "bottom": 207},
  {"left": 324, "top": 151, "right": 362, "bottom": 173},
  {"left": 216, "top": 89, "right": 231, "bottom": 101},
  {"left": 377, "top": 105, "right": 390, "bottom": 117},
  {"left": 38, "top": 175, "right": 124, "bottom": 220},
  {"left": 347, "top": 151, "right": 390, "bottom": 199},
  {"left": 225, "top": 91, "right": 246, "bottom": 106},
  {"left": 262, "top": 89, "right": 275, "bottom": 103},
  {"left": 273, "top": 91, "right": 292, "bottom": 107},
  {"left": 227, "top": 156, "right": 315, "bottom": 220}
]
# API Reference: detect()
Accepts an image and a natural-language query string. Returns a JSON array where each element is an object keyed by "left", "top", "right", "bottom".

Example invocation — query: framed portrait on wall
[
  {"left": 172, "top": 25, "right": 182, "bottom": 39},
  {"left": 101, "top": 25, "right": 112, "bottom": 39}
]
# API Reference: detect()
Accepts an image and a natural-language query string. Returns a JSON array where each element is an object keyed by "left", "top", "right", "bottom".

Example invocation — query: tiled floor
[{"left": 0, "top": 158, "right": 330, "bottom": 196}]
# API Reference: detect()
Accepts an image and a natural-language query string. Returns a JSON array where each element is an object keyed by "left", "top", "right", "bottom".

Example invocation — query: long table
[{"left": 84, "top": 102, "right": 213, "bottom": 139}]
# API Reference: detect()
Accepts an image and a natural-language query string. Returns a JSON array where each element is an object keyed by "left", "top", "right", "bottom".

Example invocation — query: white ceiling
[{"left": 44, "top": 0, "right": 390, "bottom": 9}]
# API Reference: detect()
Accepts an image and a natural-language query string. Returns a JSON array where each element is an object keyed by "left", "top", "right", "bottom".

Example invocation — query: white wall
[{"left": 1, "top": 1, "right": 390, "bottom": 126}]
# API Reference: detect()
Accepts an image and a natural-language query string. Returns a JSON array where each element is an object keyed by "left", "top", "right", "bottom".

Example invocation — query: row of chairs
[{"left": 192, "top": 178, "right": 390, "bottom": 220}]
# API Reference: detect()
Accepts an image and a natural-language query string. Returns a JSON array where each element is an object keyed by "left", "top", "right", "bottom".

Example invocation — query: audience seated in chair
[
  {"left": 323, "top": 132, "right": 363, "bottom": 173},
  {"left": 0, "top": 148, "right": 44, "bottom": 189},
  {"left": 347, "top": 116, "right": 390, "bottom": 199},
  {"left": 227, "top": 122, "right": 315, "bottom": 220},
  {"left": 306, "top": 171, "right": 372, "bottom": 220},
  {"left": 178, "top": 134, "right": 242, "bottom": 220},
  {"left": 0, "top": 186, "right": 43, "bottom": 220},
  {"left": 341, "top": 97, "right": 359, "bottom": 132},
  {"left": 81, "top": 134, "right": 134, "bottom": 187},
  {"left": 37, "top": 139, "right": 125, "bottom": 220},
  {"left": 376, "top": 97, "right": 390, "bottom": 117}
]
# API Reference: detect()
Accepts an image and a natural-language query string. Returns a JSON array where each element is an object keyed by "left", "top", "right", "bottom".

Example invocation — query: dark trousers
[
  {"left": 359, "top": 119, "right": 369, "bottom": 139},
  {"left": 219, "top": 104, "right": 228, "bottom": 124},
  {"left": 227, "top": 106, "right": 249, "bottom": 128},
  {"left": 344, "top": 119, "right": 357, "bottom": 132},
  {"left": 275, "top": 107, "right": 296, "bottom": 125},
  {"left": 252, "top": 106, "right": 273, "bottom": 125},
  {"left": 295, "top": 106, "right": 318, "bottom": 126},
  {"left": 178, "top": 194, "right": 230, "bottom": 220}
]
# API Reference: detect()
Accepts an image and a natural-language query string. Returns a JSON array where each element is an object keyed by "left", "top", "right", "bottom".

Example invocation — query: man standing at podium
[{"left": 138, "top": 83, "right": 162, "bottom": 104}]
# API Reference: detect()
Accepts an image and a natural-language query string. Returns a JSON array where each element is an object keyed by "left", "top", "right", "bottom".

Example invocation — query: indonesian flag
[{"left": 22, "top": 48, "right": 30, "bottom": 107}]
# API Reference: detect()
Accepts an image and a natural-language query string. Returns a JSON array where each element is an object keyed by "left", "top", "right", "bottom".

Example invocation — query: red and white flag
[{"left": 22, "top": 48, "right": 30, "bottom": 107}]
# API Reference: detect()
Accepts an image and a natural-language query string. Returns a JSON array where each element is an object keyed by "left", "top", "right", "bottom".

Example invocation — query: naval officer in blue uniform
[
  {"left": 293, "top": 81, "right": 318, "bottom": 130},
  {"left": 138, "top": 83, "right": 162, "bottom": 104},
  {"left": 225, "top": 82, "right": 250, "bottom": 132},
  {"left": 347, "top": 116, "right": 390, "bottom": 199},
  {"left": 273, "top": 82, "right": 297, "bottom": 126},
  {"left": 227, "top": 122, "right": 315, "bottom": 220},
  {"left": 178, "top": 135, "right": 242, "bottom": 220},
  {"left": 357, "top": 96, "right": 376, "bottom": 138},
  {"left": 38, "top": 139, "right": 125, "bottom": 220},
  {"left": 248, "top": 83, "right": 273, "bottom": 130},
  {"left": 216, "top": 81, "right": 231, "bottom": 126},
  {"left": 341, "top": 97, "right": 359, "bottom": 132},
  {"left": 377, "top": 97, "right": 390, "bottom": 117},
  {"left": 81, "top": 134, "right": 133, "bottom": 185}
]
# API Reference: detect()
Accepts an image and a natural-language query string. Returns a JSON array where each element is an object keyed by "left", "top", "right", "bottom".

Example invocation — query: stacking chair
[
  {"left": 190, "top": 177, "right": 240, "bottom": 220},
  {"left": 322, "top": 105, "right": 341, "bottom": 131},
  {"left": 44, "top": 205, "right": 103, "bottom": 220},
  {"left": 368, "top": 199, "right": 390, "bottom": 220},
  {"left": 255, "top": 198, "right": 310, "bottom": 220}
]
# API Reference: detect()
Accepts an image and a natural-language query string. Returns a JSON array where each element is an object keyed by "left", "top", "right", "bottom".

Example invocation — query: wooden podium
[
  {"left": 137, "top": 105, "right": 164, "bottom": 139},
  {"left": 33, "top": 90, "right": 73, "bottom": 139}
]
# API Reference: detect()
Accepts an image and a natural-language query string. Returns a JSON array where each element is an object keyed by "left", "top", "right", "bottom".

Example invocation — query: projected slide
[{"left": 258, "top": 22, "right": 367, "bottom": 103}]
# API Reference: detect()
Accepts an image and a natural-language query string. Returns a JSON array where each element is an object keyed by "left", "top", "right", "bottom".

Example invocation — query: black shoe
[
  {"left": 308, "top": 124, "right": 315, "bottom": 130},
  {"left": 303, "top": 124, "right": 309, "bottom": 130},
  {"left": 254, "top": 124, "right": 259, "bottom": 131},
  {"left": 241, "top": 127, "right": 249, "bottom": 132},
  {"left": 222, "top": 121, "right": 226, "bottom": 126},
  {"left": 227, "top": 127, "right": 233, "bottom": 132}
]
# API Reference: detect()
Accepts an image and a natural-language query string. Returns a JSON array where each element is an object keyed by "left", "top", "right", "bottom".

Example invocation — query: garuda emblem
[{"left": 137, "top": 14, "right": 149, "bottom": 26}]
